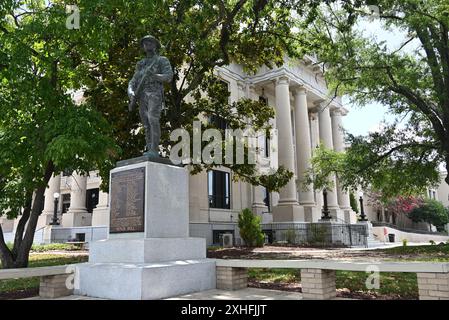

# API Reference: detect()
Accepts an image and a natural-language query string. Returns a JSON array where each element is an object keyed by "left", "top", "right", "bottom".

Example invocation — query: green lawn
[
  {"left": 380, "top": 243, "right": 449, "bottom": 261},
  {"left": 0, "top": 254, "right": 88, "bottom": 297},
  {"left": 6, "top": 243, "right": 85, "bottom": 252}
]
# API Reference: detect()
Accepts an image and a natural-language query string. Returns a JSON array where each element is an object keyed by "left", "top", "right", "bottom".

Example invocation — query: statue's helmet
[{"left": 140, "top": 35, "right": 161, "bottom": 50}]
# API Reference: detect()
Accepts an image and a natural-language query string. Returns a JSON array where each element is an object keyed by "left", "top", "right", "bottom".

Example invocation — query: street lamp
[
  {"left": 49, "top": 192, "right": 60, "bottom": 225},
  {"left": 358, "top": 191, "right": 368, "bottom": 221},
  {"left": 321, "top": 188, "right": 331, "bottom": 220}
]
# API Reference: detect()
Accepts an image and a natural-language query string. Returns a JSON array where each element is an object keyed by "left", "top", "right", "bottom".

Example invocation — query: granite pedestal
[{"left": 75, "top": 159, "right": 216, "bottom": 299}]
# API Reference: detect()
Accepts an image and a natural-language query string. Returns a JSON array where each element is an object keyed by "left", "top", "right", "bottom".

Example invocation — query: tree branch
[{"left": 355, "top": 142, "right": 438, "bottom": 175}]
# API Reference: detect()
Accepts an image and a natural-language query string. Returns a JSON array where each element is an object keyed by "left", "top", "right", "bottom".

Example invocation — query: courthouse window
[
  {"left": 208, "top": 170, "right": 231, "bottom": 209},
  {"left": 259, "top": 96, "right": 270, "bottom": 157},
  {"left": 62, "top": 194, "right": 71, "bottom": 213},
  {"left": 86, "top": 188, "right": 99, "bottom": 213},
  {"left": 263, "top": 187, "right": 270, "bottom": 211}
]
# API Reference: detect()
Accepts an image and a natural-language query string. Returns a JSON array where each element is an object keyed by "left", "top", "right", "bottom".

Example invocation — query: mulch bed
[
  {"left": 209, "top": 246, "right": 420, "bottom": 300},
  {"left": 247, "top": 282, "right": 414, "bottom": 300},
  {"left": 0, "top": 288, "right": 39, "bottom": 300}
]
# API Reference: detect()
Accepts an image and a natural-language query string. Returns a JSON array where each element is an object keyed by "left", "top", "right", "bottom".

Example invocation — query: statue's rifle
[{"left": 128, "top": 58, "right": 159, "bottom": 111}]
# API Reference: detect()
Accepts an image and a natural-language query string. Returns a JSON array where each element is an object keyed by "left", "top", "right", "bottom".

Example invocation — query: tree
[
  {"left": 296, "top": 0, "right": 449, "bottom": 195},
  {"left": 238, "top": 208, "right": 264, "bottom": 247},
  {"left": 0, "top": 0, "right": 119, "bottom": 268},
  {"left": 0, "top": 0, "right": 356, "bottom": 267},
  {"left": 71, "top": 0, "right": 326, "bottom": 190},
  {"left": 386, "top": 195, "right": 423, "bottom": 226},
  {"left": 408, "top": 199, "right": 449, "bottom": 232}
]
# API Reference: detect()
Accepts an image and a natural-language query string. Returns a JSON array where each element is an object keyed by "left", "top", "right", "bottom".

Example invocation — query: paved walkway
[
  {"left": 167, "top": 288, "right": 303, "bottom": 300},
  {"left": 25, "top": 288, "right": 354, "bottom": 300},
  {"left": 25, "top": 288, "right": 304, "bottom": 300}
]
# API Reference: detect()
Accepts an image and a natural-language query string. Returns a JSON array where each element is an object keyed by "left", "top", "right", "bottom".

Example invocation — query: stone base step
[{"left": 75, "top": 259, "right": 216, "bottom": 300}]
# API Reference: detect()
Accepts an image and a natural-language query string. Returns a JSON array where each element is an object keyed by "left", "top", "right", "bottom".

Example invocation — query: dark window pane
[
  {"left": 62, "top": 193, "right": 71, "bottom": 213},
  {"left": 86, "top": 188, "right": 99, "bottom": 213},
  {"left": 259, "top": 97, "right": 270, "bottom": 157},
  {"left": 263, "top": 188, "right": 270, "bottom": 211},
  {"left": 208, "top": 170, "right": 231, "bottom": 209}
]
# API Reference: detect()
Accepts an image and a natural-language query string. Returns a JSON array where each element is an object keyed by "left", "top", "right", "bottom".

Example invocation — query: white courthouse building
[{"left": 1, "top": 57, "right": 359, "bottom": 246}]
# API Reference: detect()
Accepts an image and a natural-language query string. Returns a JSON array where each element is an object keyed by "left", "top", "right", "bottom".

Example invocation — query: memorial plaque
[{"left": 110, "top": 167, "right": 145, "bottom": 233}]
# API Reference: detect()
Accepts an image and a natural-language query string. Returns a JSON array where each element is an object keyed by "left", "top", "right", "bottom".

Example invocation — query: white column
[
  {"left": 62, "top": 172, "right": 90, "bottom": 228},
  {"left": 43, "top": 174, "right": 61, "bottom": 214},
  {"left": 248, "top": 84, "right": 268, "bottom": 216},
  {"left": 37, "top": 173, "right": 61, "bottom": 228},
  {"left": 293, "top": 87, "right": 315, "bottom": 205},
  {"left": 309, "top": 111, "right": 323, "bottom": 222},
  {"left": 330, "top": 107, "right": 351, "bottom": 210},
  {"left": 272, "top": 76, "right": 303, "bottom": 222},
  {"left": 92, "top": 190, "right": 109, "bottom": 227},
  {"left": 316, "top": 102, "right": 340, "bottom": 214},
  {"left": 293, "top": 87, "right": 317, "bottom": 222},
  {"left": 68, "top": 173, "right": 87, "bottom": 211}
]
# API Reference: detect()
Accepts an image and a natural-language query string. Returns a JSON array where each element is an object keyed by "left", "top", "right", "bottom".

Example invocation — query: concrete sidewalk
[
  {"left": 24, "top": 288, "right": 354, "bottom": 300},
  {"left": 25, "top": 288, "right": 303, "bottom": 300}
]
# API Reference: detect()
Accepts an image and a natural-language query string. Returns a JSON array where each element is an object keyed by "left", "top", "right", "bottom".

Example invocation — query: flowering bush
[{"left": 387, "top": 196, "right": 424, "bottom": 216}]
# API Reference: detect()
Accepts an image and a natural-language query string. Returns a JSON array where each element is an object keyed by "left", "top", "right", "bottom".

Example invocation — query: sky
[
  {"left": 342, "top": 101, "right": 395, "bottom": 136},
  {"left": 340, "top": 14, "right": 417, "bottom": 136}
]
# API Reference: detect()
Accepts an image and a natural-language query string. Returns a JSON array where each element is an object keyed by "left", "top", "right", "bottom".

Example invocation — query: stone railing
[
  {"left": 215, "top": 259, "right": 449, "bottom": 300},
  {"left": 0, "top": 265, "right": 74, "bottom": 299}
]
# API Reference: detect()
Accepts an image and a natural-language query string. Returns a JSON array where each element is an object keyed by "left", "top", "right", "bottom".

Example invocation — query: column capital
[
  {"left": 275, "top": 76, "right": 290, "bottom": 86},
  {"left": 311, "top": 99, "right": 327, "bottom": 113},
  {"left": 292, "top": 86, "right": 307, "bottom": 96},
  {"left": 237, "top": 81, "right": 246, "bottom": 91},
  {"left": 309, "top": 112, "right": 317, "bottom": 120},
  {"left": 330, "top": 106, "right": 348, "bottom": 117}
]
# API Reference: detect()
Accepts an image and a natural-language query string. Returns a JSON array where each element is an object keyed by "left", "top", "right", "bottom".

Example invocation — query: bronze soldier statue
[{"left": 128, "top": 35, "right": 173, "bottom": 157}]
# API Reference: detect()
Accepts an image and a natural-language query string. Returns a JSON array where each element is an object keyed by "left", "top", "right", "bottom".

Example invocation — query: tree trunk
[
  {"left": 2, "top": 161, "right": 55, "bottom": 268},
  {"left": 0, "top": 224, "right": 14, "bottom": 268},
  {"left": 11, "top": 194, "right": 32, "bottom": 260},
  {"left": 13, "top": 161, "right": 54, "bottom": 268}
]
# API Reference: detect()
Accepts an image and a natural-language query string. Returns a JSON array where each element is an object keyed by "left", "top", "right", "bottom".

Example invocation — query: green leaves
[
  {"left": 408, "top": 199, "right": 449, "bottom": 231},
  {"left": 307, "top": 123, "right": 441, "bottom": 201},
  {"left": 299, "top": 0, "right": 449, "bottom": 194},
  {"left": 0, "top": 0, "right": 121, "bottom": 217},
  {"left": 238, "top": 208, "right": 264, "bottom": 247}
]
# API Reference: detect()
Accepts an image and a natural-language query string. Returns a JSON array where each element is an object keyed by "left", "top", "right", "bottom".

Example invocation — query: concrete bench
[
  {"left": 215, "top": 259, "right": 449, "bottom": 300},
  {"left": 0, "top": 265, "right": 75, "bottom": 299}
]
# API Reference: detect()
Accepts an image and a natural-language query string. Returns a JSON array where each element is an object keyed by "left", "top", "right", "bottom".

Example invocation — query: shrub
[
  {"left": 30, "top": 243, "right": 80, "bottom": 252},
  {"left": 402, "top": 239, "right": 408, "bottom": 247},
  {"left": 285, "top": 229, "right": 296, "bottom": 244},
  {"left": 408, "top": 199, "right": 449, "bottom": 231},
  {"left": 238, "top": 208, "right": 264, "bottom": 247}
]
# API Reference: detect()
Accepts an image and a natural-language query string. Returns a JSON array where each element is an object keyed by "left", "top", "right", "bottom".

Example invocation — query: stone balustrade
[
  {"left": 0, "top": 265, "right": 74, "bottom": 299},
  {"left": 215, "top": 259, "right": 449, "bottom": 300}
]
